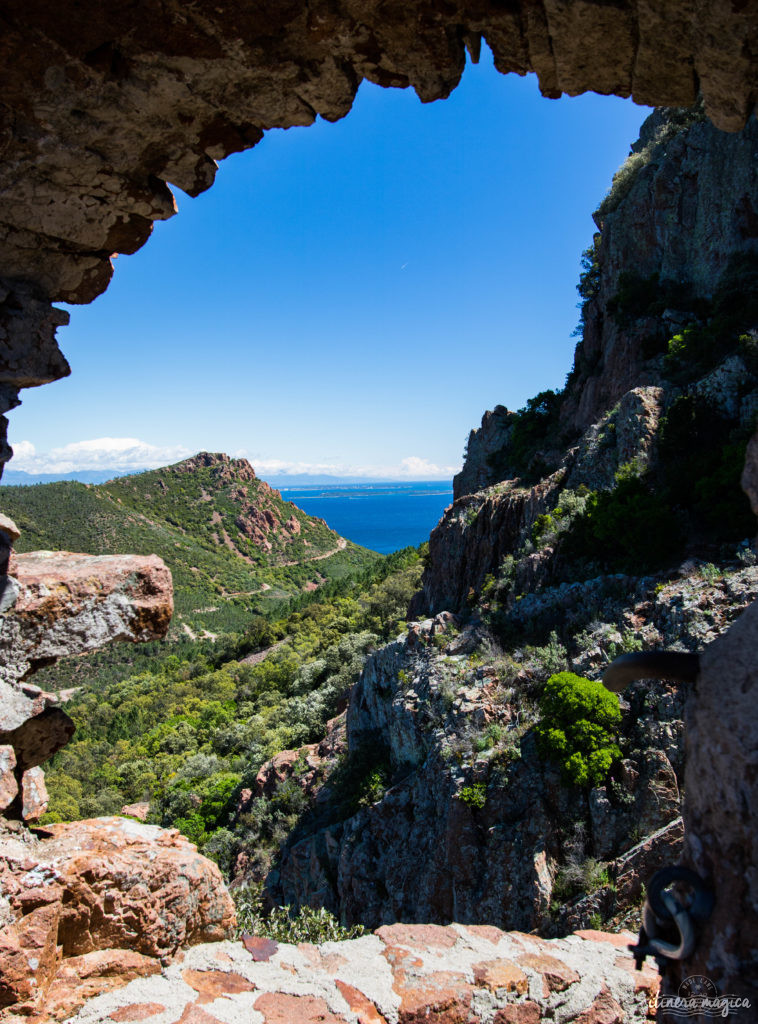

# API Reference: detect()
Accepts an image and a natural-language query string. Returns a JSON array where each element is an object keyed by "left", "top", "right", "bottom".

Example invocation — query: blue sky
[{"left": 9, "top": 48, "right": 649, "bottom": 480}]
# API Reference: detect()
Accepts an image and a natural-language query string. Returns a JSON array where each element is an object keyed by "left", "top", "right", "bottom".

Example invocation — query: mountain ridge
[{"left": 0, "top": 452, "right": 378, "bottom": 635}]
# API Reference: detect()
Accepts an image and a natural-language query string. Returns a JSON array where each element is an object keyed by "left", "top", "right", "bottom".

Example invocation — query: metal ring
[
  {"left": 647, "top": 865, "right": 715, "bottom": 923},
  {"left": 644, "top": 890, "right": 697, "bottom": 961}
]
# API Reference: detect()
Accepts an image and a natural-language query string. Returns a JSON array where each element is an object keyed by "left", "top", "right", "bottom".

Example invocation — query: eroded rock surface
[
  {"left": 0, "top": 816, "right": 236, "bottom": 1017},
  {"left": 0, "top": 547, "right": 173, "bottom": 801},
  {"left": 22, "top": 924, "right": 656, "bottom": 1024},
  {"left": 0, "top": 2, "right": 757, "bottom": 476}
]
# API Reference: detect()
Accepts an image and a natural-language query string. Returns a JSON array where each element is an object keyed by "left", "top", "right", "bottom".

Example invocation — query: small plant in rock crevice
[{"left": 457, "top": 782, "right": 487, "bottom": 809}]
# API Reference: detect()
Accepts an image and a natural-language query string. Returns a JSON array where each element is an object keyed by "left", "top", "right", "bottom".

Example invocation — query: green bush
[
  {"left": 233, "top": 883, "right": 365, "bottom": 943},
  {"left": 535, "top": 672, "right": 621, "bottom": 787},
  {"left": 458, "top": 782, "right": 487, "bottom": 809},
  {"left": 563, "top": 476, "right": 682, "bottom": 573}
]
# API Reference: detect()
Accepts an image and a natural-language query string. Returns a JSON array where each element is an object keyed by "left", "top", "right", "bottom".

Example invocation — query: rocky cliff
[
  {"left": 225, "top": 108, "right": 758, "bottom": 1008},
  {"left": 428, "top": 107, "right": 758, "bottom": 616}
]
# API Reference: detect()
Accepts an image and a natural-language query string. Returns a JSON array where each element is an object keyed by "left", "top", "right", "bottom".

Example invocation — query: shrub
[
  {"left": 458, "top": 782, "right": 487, "bottom": 809},
  {"left": 552, "top": 857, "right": 611, "bottom": 904},
  {"left": 563, "top": 477, "right": 682, "bottom": 573},
  {"left": 233, "top": 883, "right": 365, "bottom": 943},
  {"left": 535, "top": 672, "right": 621, "bottom": 787}
]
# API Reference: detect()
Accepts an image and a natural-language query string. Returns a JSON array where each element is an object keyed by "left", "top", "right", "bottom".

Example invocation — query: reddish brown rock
[
  {"left": 110, "top": 1005, "right": 168, "bottom": 1022},
  {"left": 120, "top": 802, "right": 150, "bottom": 821},
  {"left": 254, "top": 992, "right": 348, "bottom": 1023},
  {"left": 517, "top": 952, "right": 580, "bottom": 992},
  {"left": 459, "top": 924, "right": 507, "bottom": 945},
  {"left": 377, "top": 923, "right": 458, "bottom": 950},
  {"left": 242, "top": 935, "right": 278, "bottom": 961},
  {"left": 472, "top": 959, "right": 528, "bottom": 995},
  {"left": 298, "top": 943, "right": 348, "bottom": 974},
  {"left": 570, "top": 986, "right": 625, "bottom": 1024},
  {"left": 0, "top": 901, "right": 61, "bottom": 1008},
  {"left": 0, "top": 745, "right": 18, "bottom": 811},
  {"left": 42, "top": 949, "right": 161, "bottom": 1022},
  {"left": 575, "top": 930, "right": 636, "bottom": 949},
  {"left": 613, "top": 956, "right": 660, "bottom": 999},
  {"left": 181, "top": 968, "right": 256, "bottom": 1003},
  {"left": 177, "top": 1005, "right": 225, "bottom": 1024},
  {"left": 335, "top": 980, "right": 387, "bottom": 1024},
  {"left": 493, "top": 1005, "right": 541, "bottom": 1024},
  {"left": 21, "top": 765, "right": 49, "bottom": 822},
  {"left": 0, "top": 551, "right": 173, "bottom": 774},
  {"left": 32, "top": 817, "right": 235, "bottom": 961}
]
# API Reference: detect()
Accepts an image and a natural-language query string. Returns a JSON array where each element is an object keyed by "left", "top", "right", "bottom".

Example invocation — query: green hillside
[{"left": 1, "top": 452, "right": 378, "bottom": 634}]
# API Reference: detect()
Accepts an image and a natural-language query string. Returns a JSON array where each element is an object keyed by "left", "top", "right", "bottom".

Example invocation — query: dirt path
[
  {"left": 280, "top": 536, "right": 347, "bottom": 567},
  {"left": 240, "top": 638, "right": 288, "bottom": 666}
]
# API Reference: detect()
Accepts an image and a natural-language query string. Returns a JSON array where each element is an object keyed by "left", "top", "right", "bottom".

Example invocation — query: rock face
[
  {"left": 0, "top": 816, "right": 236, "bottom": 1016},
  {"left": 261, "top": 592, "right": 707, "bottom": 931},
  {"left": 32, "top": 924, "right": 657, "bottom": 1024},
  {"left": 0, "top": 545, "right": 173, "bottom": 816},
  {"left": 0, "top": 3, "right": 757, "bottom": 477},
  {"left": 563, "top": 108, "right": 758, "bottom": 435},
  {"left": 419, "top": 108, "right": 758, "bottom": 616},
  {"left": 666, "top": 601, "right": 758, "bottom": 1010}
]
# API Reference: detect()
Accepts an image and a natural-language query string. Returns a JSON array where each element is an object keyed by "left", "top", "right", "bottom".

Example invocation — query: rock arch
[
  {"left": 1, "top": 1, "right": 758, "bottom": 1013},
  {"left": 1, "top": 0, "right": 757, "bottom": 467}
]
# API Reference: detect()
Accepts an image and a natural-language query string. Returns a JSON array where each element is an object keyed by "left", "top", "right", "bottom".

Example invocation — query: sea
[{"left": 280, "top": 481, "right": 454, "bottom": 555}]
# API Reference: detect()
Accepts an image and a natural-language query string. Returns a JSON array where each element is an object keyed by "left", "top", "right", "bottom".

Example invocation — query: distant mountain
[
  {"left": 1, "top": 452, "right": 378, "bottom": 634},
  {"left": 0, "top": 468, "right": 146, "bottom": 486}
]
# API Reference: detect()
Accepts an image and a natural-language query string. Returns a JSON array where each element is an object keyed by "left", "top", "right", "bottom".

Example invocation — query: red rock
[
  {"left": 376, "top": 923, "right": 458, "bottom": 950},
  {"left": 0, "top": 901, "right": 60, "bottom": 1008},
  {"left": 0, "top": 744, "right": 18, "bottom": 810},
  {"left": 0, "top": 515, "right": 20, "bottom": 544},
  {"left": 43, "top": 950, "right": 160, "bottom": 1021},
  {"left": 120, "top": 802, "right": 150, "bottom": 821},
  {"left": 0, "top": 551, "right": 173, "bottom": 773},
  {"left": 460, "top": 924, "right": 507, "bottom": 945},
  {"left": 35, "top": 817, "right": 235, "bottom": 960},
  {"left": 517, "top": 952, "right": 580, "bottom": 992},
  {"left": 391, "top": 965, "right": 473, "bottom": 1023},
  {"left": 298, "top": 943, "right": 348, "bottom": 973},
  {"left": 472, "top": 959, "right": 528, "bottom": 995},
  {"left": 110, "top": 1004, "right": 167, "bottom": 1022},
  {"left": 254, "top": 992, "right": 349, "bottom": 1023},
  {"left": 570, "top": 986, "right": 625, "bottom": 1023},
  {"left": 575, "top": 930, "right": 636, "bottom": 948},
  {"left": 335, "top": 980, "right": 387, "bottom": 1024},
  {"left": 242, "top": 934, "right": 278, "bottom": 961},
  {"left": 177, "top": 1005, "right": 224, "bottom": 1024},
  {"left": 493, "top": 1004, "right": 542, "bottom": 1024},
  {"left": 613, "top": 956, "right": 660, "bottom": 998},
  {"left": 21, "top": 765, "right": 49, "bottom": 821},
  {"left": 181, "top": 968, "right": 256, "bottom": 1003}
]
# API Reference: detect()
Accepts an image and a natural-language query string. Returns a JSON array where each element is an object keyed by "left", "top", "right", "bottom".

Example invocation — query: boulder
[
  {"left": 0, "top": 817, "right": 236, "bottom": 965},
  {"left": 0, "top": 550, "right": 173, "bottom": 777}
]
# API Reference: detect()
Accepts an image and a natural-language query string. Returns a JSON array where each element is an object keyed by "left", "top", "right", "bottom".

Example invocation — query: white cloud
[
  {"left": 252, "top": 454, "right": 460, "bottom": 480},
  {"left": 7, "top": 438, "right": 460, "bottom": 481},
  {"left": 9, "top": 437, "right": 193, "bottom": 474}
]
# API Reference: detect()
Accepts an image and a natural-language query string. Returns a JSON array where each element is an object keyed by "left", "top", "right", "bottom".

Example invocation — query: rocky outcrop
[
  {"left": 0, "top": 816, "right": 236, "bottom": 1016},
  {"left": 0, "top": 3, "right": 757, "bottom": 476},
  {"left": 28, "top": 924, "right": 657, "bottom": 1024},
  {"left": 264, "top": 597, "right": 698, "bottom": 932},
  {"left": 563, "top": 109, "right": 758, "bottom": 435},
  {"left": 0, "top": 541, "right": 173, "bottom": 818}
]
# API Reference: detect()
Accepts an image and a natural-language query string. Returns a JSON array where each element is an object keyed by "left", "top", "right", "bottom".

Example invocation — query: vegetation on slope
[
  {"left": 1, "top": 453, "right": 378, "bottom": 634},
  {"left": 39, "top": 547, "right": 424, "bottom": 878}
]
